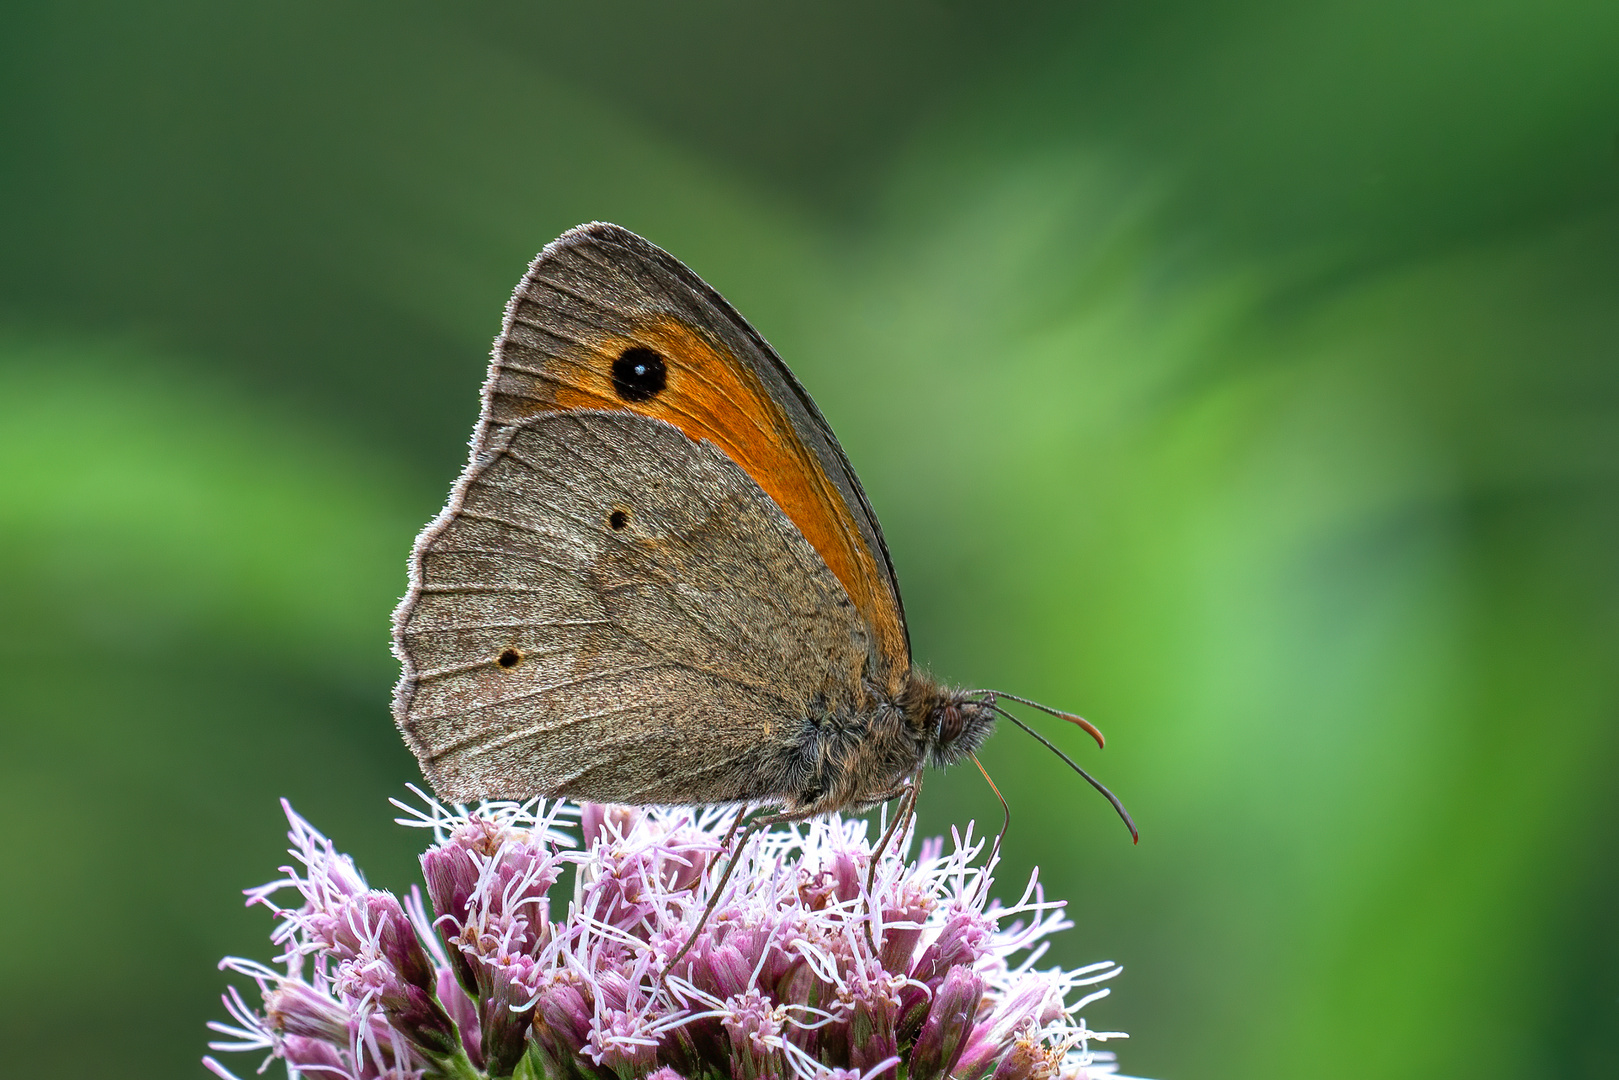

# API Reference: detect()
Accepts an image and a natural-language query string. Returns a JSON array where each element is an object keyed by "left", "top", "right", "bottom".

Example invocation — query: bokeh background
[{"left": 4, "top": 2, "right": 1618, "bottom": 1077}]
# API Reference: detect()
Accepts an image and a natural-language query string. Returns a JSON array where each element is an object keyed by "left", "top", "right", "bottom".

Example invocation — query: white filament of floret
[
  {"left": 402, "top": 887, "right": 450, "bottom": 972},
  {"left": 391, "top": 783, "right": 578, "bottom": 848},
  {"left": 206, "top": 980, "right": 277, "bottom": 1055}
]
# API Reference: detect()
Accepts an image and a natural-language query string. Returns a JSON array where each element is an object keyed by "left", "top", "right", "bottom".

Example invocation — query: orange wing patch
[{"left": 489, "top": 312, "right": 906, "bottom": 683}]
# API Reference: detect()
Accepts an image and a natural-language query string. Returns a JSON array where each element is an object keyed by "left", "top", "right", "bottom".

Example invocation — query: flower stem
[
  {"left": 430, "top": 1047, "right": 487, "bottom": 1080},
  {"left": 511, "top": 1044, "right": 546, "bottom": 1080}
]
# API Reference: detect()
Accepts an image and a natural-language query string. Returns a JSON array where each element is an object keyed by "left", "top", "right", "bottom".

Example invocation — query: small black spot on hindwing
[
  {"left": 496, "top": 647, "right": 523, "bottom": 670},
  {"left": 608, "top": 508, "right": 630, "bottom": 531},
  {"left": 612, "top": 347, "right": 667, "bottom": 402}
]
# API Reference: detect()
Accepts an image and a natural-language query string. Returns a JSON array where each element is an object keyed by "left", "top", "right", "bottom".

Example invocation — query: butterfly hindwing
[{"left": 393, "top": 410, "right": 871, "bottom": 805}]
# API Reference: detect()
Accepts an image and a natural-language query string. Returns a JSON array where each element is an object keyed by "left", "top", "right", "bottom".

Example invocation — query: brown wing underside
[
  {"left": 392, "top": 410, "right": 872, "bottom": 806},
  {"left": 480, "top": 223, "right": 909, "bottom": 688}
]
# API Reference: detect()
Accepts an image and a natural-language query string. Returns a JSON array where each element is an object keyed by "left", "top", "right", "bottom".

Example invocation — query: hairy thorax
[{"left": 770, "top": 671, "right": 998, "bottom": 816}]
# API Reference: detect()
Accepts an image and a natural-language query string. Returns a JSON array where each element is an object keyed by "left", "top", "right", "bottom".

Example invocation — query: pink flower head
[{"left": 208, "top": 788, "right": 1135, "bottom": 1080}]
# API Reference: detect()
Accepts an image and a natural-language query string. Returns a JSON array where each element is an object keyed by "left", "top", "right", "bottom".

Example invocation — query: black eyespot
[
  {"left": 496, "top": 648, "right": 523, "bottom": 669},
  {"left": 607, "top": 508, "right": 630, "bottom": 531},
  {"left": 611, "top": 347, "right": 667, "bottom": 402}
]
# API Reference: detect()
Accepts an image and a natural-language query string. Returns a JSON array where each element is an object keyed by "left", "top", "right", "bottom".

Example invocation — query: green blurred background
[{"left": 3, "top": 2, "right": 1617, "bottom": 1077}]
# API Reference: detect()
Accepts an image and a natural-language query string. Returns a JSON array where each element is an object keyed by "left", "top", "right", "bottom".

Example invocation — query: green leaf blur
[{"left": 2, "top": 3, "right": 1615, "bottom": 1078}]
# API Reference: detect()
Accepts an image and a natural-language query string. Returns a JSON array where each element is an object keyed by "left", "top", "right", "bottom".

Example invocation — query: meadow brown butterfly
[{"left": 391, "top": 223, "right": 1134, "bottom": 842}]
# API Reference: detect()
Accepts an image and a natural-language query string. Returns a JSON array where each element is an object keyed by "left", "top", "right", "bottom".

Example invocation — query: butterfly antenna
[
  {"left": 984, "top": 701, "right": 1138, "bottom": 844},
  {"left": 664, "top": 815, "right": 764, "bottom": 977},
  {"left": 717, "top": 802, "right": 750, "bottom": 850},
  {"left": 967, "top": 751, "right": 1011, "bottom": 863},
  {"left": 964, "top": 689, "right": 1106, "bottom": 749},
  {"left": 867, "top": 773, "right": 922, "bottom": 884}
]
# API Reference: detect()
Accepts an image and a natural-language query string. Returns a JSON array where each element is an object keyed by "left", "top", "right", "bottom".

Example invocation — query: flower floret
[{"left": 208, "top": 787, "right": 1134, "bottom": 1080}]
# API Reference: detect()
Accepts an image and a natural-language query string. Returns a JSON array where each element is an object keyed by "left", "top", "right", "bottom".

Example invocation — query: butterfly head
[{"left": 913, "top": 685, "right": 998, "bottom": 769}]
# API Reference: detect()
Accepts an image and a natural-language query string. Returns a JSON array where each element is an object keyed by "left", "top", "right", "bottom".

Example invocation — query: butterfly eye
[
  {"left": 607, "top": 508, "right": 631, "bottom": 531},
  {"left": 611, "top": 347, "right": 668, "bottom": 402},
  {"left": 496, "top": 647, "right": 523, "bottom": 670}
]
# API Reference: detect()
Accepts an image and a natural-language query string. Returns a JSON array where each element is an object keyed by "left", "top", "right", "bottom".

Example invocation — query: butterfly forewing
[{"left": 481, "top": 224, "right": 910, "bottom": 681}]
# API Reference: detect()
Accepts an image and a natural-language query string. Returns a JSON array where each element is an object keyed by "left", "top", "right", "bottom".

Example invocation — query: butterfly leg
[
  {"left": 716, "top": 801, "right": 751, "bottom": 851},
  {"left": 867, "top": 771, "right": 923, "bottom": 873},
  {"left": 862, "top": 771, "right": 924, "bottom": 951},
  {"left": 663, "top": 805, "right": 823, "bottom": 978}
]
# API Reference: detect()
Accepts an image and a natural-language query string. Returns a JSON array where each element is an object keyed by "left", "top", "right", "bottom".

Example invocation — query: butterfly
[{"left": 391, "top": 223, "right": 1134, "bottom": 843}]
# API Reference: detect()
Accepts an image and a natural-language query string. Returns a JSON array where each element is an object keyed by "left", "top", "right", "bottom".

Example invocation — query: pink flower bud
[
  {"left": 422, "top": 843, "right": 482, "bottom": 994},
  {"left": 280, "top": 1035, "right": 346, "bottom": 1074},
  {"left": 827, "top": 848, "right": 864, "bottom": 905},
  {"left": 845, "top": 963, "right": 903, "bottom": 1080},
  {"left": 585, "top": 1007, "right": 663, "bottom": 1075},
  {"left": 898, "top": 907, "right": 991, "bottom": 1033},
  {"left": 265, "top": 979, "right": 350, "bottom": 1044},
  {"left": 876, "top": 879, "right": 933, "bottom": 976},
  {"left": 580, "top": 803, "right": 638, "bottom": 848},
  {"left": 437, "top": 966, "right": 483, "bottom": 1068},
  {"left": 720, "top": 988, "right": 784, "bottom": 1080},
  {"left": 478, "top": 954, "right": 541, "bottom": 1076},
  {"left": 531, "top": 974, "right": 594, "bottom": 1063},
  {"left": 702, "top": 943, "right": 755, "bottom": 1001},
  {"left": 422, "top": 839, "right": 480, "bottom": 929},
  {"left": 366, "top": 891, "right": 437, "bottom": 992},
  {"left": 907, "top": 966, "right": 983, "bottom": 1080},
  {"left": 338, "top": 956, "right": 458, "bottom": 1058}
]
